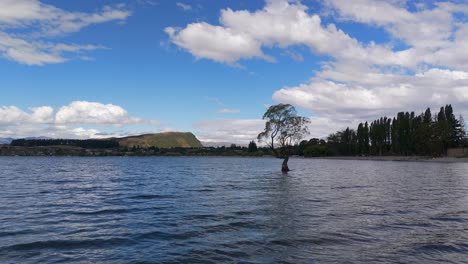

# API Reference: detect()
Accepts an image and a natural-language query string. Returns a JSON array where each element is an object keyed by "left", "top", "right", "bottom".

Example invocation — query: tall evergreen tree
[
  {"left": 357, "top": 123, "right": 364, "bottom": 155},
  {"left": 423, "top": 108, "right": 432, "bottom": 123},
  {"left": 364, "top": 122, "right": 370, "bottom": 155},
  {"left": 248, "top": 141, "right": 258, "bottom": 152},
  {"left": 459, "top": 115, "right": 466, "bottom": 138}
]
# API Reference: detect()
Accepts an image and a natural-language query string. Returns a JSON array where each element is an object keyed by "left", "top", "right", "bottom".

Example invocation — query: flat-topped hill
[{"left": 117, "top": 132, "right": 202, "bottom": 148}]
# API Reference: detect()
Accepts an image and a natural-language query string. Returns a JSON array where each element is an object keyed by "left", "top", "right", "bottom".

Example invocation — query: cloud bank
[
  {"left": 194, "top": 119, "right": 265, "bottom": 144},
  {"left": 169, "top": 0, "right": 468, "bottom": 140},
  {"left": 0, "top": 101, "right": 159, "bottom": 139}
]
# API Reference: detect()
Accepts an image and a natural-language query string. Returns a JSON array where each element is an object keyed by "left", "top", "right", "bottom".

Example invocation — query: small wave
[
  {"left": 212, "top": 248, "right": 250, "bottom": 258},
  {"left": 417, "top": 243, "right": 466, "bottom": 254},
  {"left": 267, "top": 237, "right": 348, "bottom": 247},
  {"left": 430, "top": 217, "right": 467, "bottom": 223},
  {"left": 331, "top": 185, "right": 373, "bottom": 190},
  {"left": 232, "top": 210, "right": 252, "bottom": 216},
  {"left": 306, "top": 198, "right": 327, "bottom": 203},
  {"left": 40, "top": 180, "right": 78, "bottom": 184},
  {"left": 187, "top": 188, "right": 215, "bottom": 192},
  {"left": 393, "top": 222, "right": 434, "bottom": 228},
  {"left": 0, "top": 229, "right": 38, "bottom": 237},
  {"left": 135, "top": 230, "right": 199, "bottom": 241},
  {"left": 268, "top": 239, "right": 293, "bottom": 247},
  {"left": 69, "top": 208, "right": 131, "bottom": 216},
  {"left": 183, "top": 214, "right": 218, "bottom": 220},
  {"left": 227, "top": 220, "right": 258, "bottom": 229},
  {"left": 129, "top": 194, "right": 176, "bottom": 200},
  {"left": 1, "top": 237, "right": 134, "bottom": 252},
  {"left": 358, "top": 211, "right": 389, "bottom": 216}
]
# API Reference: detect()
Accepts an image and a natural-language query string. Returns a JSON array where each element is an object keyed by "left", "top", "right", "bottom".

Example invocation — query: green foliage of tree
[
  {"left": 303, "top": 145, "right": 332, "bottom": 157},
  {"left": 459, "top": 115, "right": 466, "bottom": 140}
]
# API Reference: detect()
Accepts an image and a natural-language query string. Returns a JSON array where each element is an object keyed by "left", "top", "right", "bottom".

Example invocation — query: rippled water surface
[{"left": 1, "top": 157, "right": 467, "bottom": 263}]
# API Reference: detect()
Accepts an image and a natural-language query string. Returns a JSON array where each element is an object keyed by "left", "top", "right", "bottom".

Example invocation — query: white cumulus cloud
[
  {"left": 0, "top": 101, "right": 159, "bottom": 139},
  {"left": 165, "top": 23, "right": 274, "bottom": 66},
  {"left": 0, "top": 105, "right": 54, "bottom": 125},
  {"left": 55, "top": 101, "right": 144, "bottom": 125},
  {"left": 0, "top": 0, "right": 130, "bottom": 65}
]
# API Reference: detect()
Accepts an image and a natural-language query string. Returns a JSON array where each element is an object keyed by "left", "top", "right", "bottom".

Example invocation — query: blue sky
[{"left": 1, "top": 0, "right": 468, "bottom": 143}]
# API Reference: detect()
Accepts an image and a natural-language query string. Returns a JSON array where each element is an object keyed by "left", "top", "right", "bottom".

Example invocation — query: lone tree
[{"left": 258, "top": 104, "right": 310, "bottom": 172}]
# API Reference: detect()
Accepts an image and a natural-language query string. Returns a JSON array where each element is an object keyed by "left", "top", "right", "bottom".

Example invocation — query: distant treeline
[
  {"left": 118, "top": 142, "right": 268, "bottom": 156},
  {"left": 11, "top": 139, "right": 119, "bottom": 149},
  {"left": 300, "top": 104, "right": 467, "bottom": 157}
]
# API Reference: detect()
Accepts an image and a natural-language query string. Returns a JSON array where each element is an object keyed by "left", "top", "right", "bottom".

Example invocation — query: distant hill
[
  {"left": 0, "top": 136, "right": 51, "bottom": 145},
  {"left": 201, "top": 141, "right": 248, "bottom": 148},
  {"left": 24, "top": 136, "right": 51, "bottom": 140},
  {"left": 117, "top": 132, "right": 202, "bottom": 148},
  {"left": 0, "top": 138, "right": 14, "bottom": 144}
]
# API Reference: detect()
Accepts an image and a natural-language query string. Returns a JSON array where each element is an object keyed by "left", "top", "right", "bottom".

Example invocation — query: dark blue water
[{"left": 0, "top": 157, "right": 467, "bottom": 263}]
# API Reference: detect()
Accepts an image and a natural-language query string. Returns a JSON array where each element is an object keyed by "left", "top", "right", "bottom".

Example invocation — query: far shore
[
  {"left": 1, "top": 144, "right": 467, "bottom": 162},
  {"left": 306, "top": 156, "right": 468, "bottom": 163}
]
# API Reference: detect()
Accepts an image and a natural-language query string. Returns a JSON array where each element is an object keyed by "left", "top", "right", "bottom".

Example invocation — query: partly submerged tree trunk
[
  {"left": 281, "top": 156, "right": 290, "bottom": 172},
  {"left": 272, "top": 148, "right": 290, "bottom": 173}
]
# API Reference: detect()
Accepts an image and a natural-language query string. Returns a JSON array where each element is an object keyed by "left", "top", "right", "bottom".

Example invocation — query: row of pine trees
[{"left": 302, "top": 104, "right": 466, "bottom": 157}]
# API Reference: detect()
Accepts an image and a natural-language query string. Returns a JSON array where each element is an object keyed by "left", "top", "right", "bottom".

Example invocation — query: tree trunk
[{"left": 281, "top": 156, "right": 290, "bottom": 172}]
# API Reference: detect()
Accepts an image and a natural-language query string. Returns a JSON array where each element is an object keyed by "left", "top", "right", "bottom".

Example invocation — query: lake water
[{"left": 0, "top": 157, "right": 467, "bottom": 263}]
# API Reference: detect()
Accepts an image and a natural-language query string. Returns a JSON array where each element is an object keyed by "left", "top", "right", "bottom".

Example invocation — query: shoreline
[
  {"left": 2, "top": 145, "right": 467, "bottom": 162},
  {"left": 306, "top": 156, "right": 468, "bottom": 163},
  {"left": 0, "top": 153, "right": 467, "bottom": 163}
]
